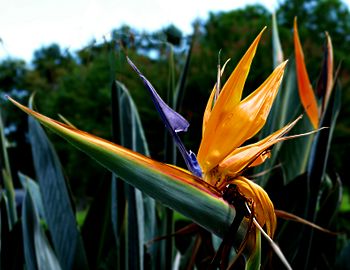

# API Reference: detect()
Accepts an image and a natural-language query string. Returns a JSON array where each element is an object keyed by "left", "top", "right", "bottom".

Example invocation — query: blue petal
[
  {"left": 127, "top": 57, "right": 202, "bottom": 177},
  {"left": 187, "top": 151, "right": 203, "bottom": 177},
  {"left": 127, "top": 57, "right": 189, "bottom": 133}
]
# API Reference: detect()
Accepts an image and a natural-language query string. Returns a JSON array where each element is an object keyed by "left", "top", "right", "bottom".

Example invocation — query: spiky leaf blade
[
  {"left": 27, "top": 98, "right": 88, "bottom": 270},
  {"left": 22, "top": 188, "right": 62, "bottom": 270},
  {"left": 18, "top": 172, "right": 46, "bottom": 220}
]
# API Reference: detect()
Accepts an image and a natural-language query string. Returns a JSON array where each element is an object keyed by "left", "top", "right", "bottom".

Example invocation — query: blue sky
[
  {"left": 1, "top": 0, "right": 349, "bottom": 62},
  {"left": 0, "top": 0, "right": 280, "bottom": 61}
]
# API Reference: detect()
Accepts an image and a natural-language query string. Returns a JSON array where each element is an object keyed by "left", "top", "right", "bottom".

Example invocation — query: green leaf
[
  {"left": 27, "top": 97, "right": 89, "bottom": 270},
  {"left": 173, "top": 36, "right": 194, "bottom": 111},
  {"left": 272, "top": 174, "right": 309, "bottom": 266},
  {"left": 272, "top": 58, "right": 301, "bottom": 135},
  {"left": 111, "top": 80, "right": 127, "bottom": 269},
  {"left": 22, "top": 188, "right": 62, "bottom": 270},
  {"left": 167, "top": 44, "right": 176, "bottom": 109},
  {"left": 81, "top": 177, "right": 116, "bottom": 269},
  {"left": 307, "top": 84, "right": 341, "bottom": 201},
  {"left": 274, "top": 84, "right": 341, "bottom": 270},
  {"left": 317, "top": 174, "right": 342, "bottom": 227},
  {"left": 272, "top": 12, "right": 284, "bottom": 69},
  {"left": 112, "top": 80, "right": 156, "bottom": 270},
  {"left": 18, "top": 172, "right": 46, "bottom": 221},
  {"left": 245, "top": 230, "right": 261, "bottom": 270},
  {"left": 335, "top": 240, "right": 350, "bottom": 269},
  {"left": 307, "top": 174, "right": 342, "bottom": 268},
  {"left": 257, "top": 58, "right": 304, "bottom": 185},
  {"left": 295, "top": 83, "right": 341, "bottom": 270},
  {"left": 262, "top": 58, "right": 314, "bottom": 185},
  {"left": 114, "top": 81, "right": 150, "bottom": 155},
  {"left": 0, "top": 111, "right": 17, "bottom": 227},
  {"left": 110, "top": 176, "right": 123, "bottom": 267},
  {"left": 279, "top": 115, "right": 314, "bottom": 184}
]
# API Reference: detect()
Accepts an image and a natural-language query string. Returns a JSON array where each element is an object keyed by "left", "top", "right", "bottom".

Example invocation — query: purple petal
[
  {"left": 127, "top": 57, "right": 202, "bottom": 177},
  {"left": 127, "top": 57, "right": 189, "bottom": 133}
]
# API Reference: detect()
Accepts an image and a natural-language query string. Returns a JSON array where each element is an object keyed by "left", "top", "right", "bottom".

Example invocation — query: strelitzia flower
[
  {"left": 132, "top": 28, "right": 287, "bottom": 235},
  {"left": 128, "top": 28, "right": 296, "bottom": 268},
  {"left": 9, "top": 28, "right": 299, "bottom": 269}
]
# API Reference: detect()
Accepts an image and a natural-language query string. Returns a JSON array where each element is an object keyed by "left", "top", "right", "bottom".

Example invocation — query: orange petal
[
  {"left": 216, "top": 27, "right": 266, "bottom": 109},
  {"left": 218, "top": 116, "right": 301, "bottom": 176},
  {"left": 294, "top": 17, "right": 319, "bottom": 128},
  {"left": 202, "top": 59, "right": 231, "bottom": 136},
  {"left": 198, "top": 60, "right": 287, "bottom": 174},
  {"left": 201, "top": 28, "right": 265, "bottom": 140},
  {"left": 201, "top": 28, "right": 265, "bottom": 139},
  {"left": 233, "top": 177, "right": 276, "bottom": 237},
  {"left": 248, "top": 151, "right": 271, "bottom": 168}
]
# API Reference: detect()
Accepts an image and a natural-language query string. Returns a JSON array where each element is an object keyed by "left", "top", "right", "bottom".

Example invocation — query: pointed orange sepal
[
  {"left": 201, "top": 28, "right": 266, "bottom": 139},
  {"left": 202, "top": 59, "right": 231, "bottom": 136},
  {"left": 198, "top": 60, "right": 287, "bottom": 174},
  {"left": 294, "top": 17, "right": 319, "bottom": 128},
  {"left": 218, "top": 116, "right": 301, "bottom": 176}
]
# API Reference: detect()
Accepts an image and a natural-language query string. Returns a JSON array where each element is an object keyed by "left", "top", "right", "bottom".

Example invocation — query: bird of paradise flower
[
  {"left": 126, "top": 27, "right": 296, "bottom": 268},
  {"left": 9, "top": 27, "right": 328, "bottom": 269}
]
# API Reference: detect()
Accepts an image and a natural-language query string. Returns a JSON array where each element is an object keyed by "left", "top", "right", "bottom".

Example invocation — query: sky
[
  {"left": 2, "top": 0, "right": 350, "bottom": 62},
  {"left": 0, "top": 0, "right": 280, "bottom": 62}
]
